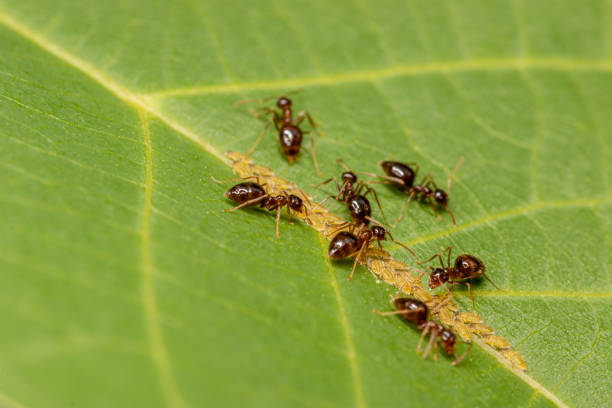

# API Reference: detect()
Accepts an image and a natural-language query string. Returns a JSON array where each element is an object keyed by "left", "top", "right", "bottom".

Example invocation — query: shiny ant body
[
  {"left": 374, "top": 297, "right": 471, "bottom": 365},
  {"left": 328, "top": 221, "right": 416, "bottom": 280},
  {"left": 215, "top": 177, "right": 310, "bottom": 238},
  {"left": 236, "top": 94, "right": 322, "bottom": 176},
  {"left": 418, "top": 246, "right": 502, "bottom": 311},
  {"left": 361, "top": 159, "right": 463, "bottom": 227},
  {"left": 316, "top": 159, "right": 386, "bottom": 228}
]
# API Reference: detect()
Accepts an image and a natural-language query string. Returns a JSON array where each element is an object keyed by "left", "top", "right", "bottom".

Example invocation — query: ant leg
[
  {"left": 335, "top": 158, "right": 351, "bottom": 172},
  {"left": 433, "top": 335, "right": 440, "bottom": 362},
  {"left": 361, "top": 186, "right": 388, "bottom": 225},
  {"left": 356, "top": 171, "right": 405, "bottom": 185},
  {"left": 422, "top": 327, "right": 438, "bottom": 360},
  {"left": 285, "top": 205, "right": 295, "bottom": 226},
  {"left": 235, "top": 96, "right": 278, "bottom": 107},
  {"left": 309, "top": 132, "right": 323, "bottom": 177},
  {"left": 453, "top": 281, "right": 477, "bottom": 312},
  {"left": 246, "top": 116, "right": 274, "bottom": 156},
  {"left": 431, "top": 293, "right": 453, "bottom": 315},
  {"left": 417, "top": 324, "right": 431, "bottom": 354},
  {"left": 348, "top": 242, "right": 368, "bottom": 280},
  {"left": 224, "top": 195, "right": 268, "bottom": 212},
  {"left": 275, "top": 207, "right": 282, "bottom": 238},
  {"left": 419, "top": 174, "right": 435, "bottom": 187},
  {"left": 452, "top": 342, "right": 472, "bottom": 366},
  {"left": 444, "top": 205, "right": 457, "bottom": 227},
  {"left": 294, "top": 110, "right": 318, "bottom": 129},
  {"left": 234, "top": 89, "right": 305, "bottom": 107},
  {"left": 416, "top": 251, "right": 445, "bottom": 268},
  {"left": 447, "top": 157, "right": 464, "bottom": 195},
  {"left": 445, "top": 246, "right": 453, "bottom": 267},
  {"left": 210, "top": 175, "right": 262, "bottom": 184},
  {"left": 327, "top": 221, "right": 351, "bottom": 236},
  {"left": 312, "top": 177, "right": 335, "bottom": 189},
  {"left": 395, "top": 191, "right": 415, "bottom": 226},
  {"left": 373, "top": 309, "right": 410, "bottom": 316}
]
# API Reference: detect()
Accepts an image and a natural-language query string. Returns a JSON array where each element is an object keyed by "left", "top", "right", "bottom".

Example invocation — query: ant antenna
[
  {"left": 335, "top": 158, "right": 351, "bottom": 172},
  {"left": 482, "top": 273, "right": 504, "bottom": 291},
  {"left": 234, "top": 89, "right": 305, "bottom": 107},
  {"left": 451, "top": 342, "right": 473, "bottom": 366},
  {"left": 211, "top": 175, "right": 263, "bottom": 185},
  {"left": 366, "top": 216, "right": 417, "bottom": 257},
  {"left": 447, "top": 156, "right": 464, "bottom": 194},
  {"left": 444, "top": 205, "right": 457, "bottom": 228}
]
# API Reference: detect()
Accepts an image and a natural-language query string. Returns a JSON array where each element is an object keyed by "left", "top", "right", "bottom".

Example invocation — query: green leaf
[{"left": 0, "top": 1, "right": 610, "bottom": 407}]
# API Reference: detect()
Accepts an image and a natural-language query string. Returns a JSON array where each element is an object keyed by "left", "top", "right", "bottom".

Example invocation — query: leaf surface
[{"left": 0, "top": 1, "right": 610, "bottom": 407}]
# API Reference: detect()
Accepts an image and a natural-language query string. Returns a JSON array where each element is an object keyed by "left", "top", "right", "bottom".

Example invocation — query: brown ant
[
  {"left": 328, "top": 220, "right": 416, "bottom": 280},
  {"left": 360, "top": 159, "right": 463, "bottom": 227},
  {"left": 235, "top": 92, "right": 322, "bottom": 176},
  {"left": 417, "top": 246, "right": 502, "bottom": 311},
  {"left": 316, "top": 159, "right": 387, "bottom": 228},
  {"left": 213, "top": 176, "right": 310, "bottom": 238},
  {"left": 374, "top": 297, "right": 471, "bottom": 365}
]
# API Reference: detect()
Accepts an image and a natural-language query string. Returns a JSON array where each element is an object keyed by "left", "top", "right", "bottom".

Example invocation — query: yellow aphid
[
  {"left": 387, "top": 260, "right": 410, "bottom": 270},
  {"left": 501, "top": 349, "right": 527, "bottom": 371},
  {"left": 251, "top": 165, "right": 275, "bottom": 177},
  {"left": 484, "top": 335, "right": 510, "bottom": 349},
  {"left": 413, "top": 287, "right": 433, "bottom": 303},
  {"left": 469, "top": 323, "right": 495, "bottom": 336},
  {"left": 457, "top": 312, "right": 483, "bottom": 324},
  {"left": 453, "top": 319, "right": 472, "bottom": 342},
  {"left": 226, "top": 150, "right": 252, "bottom": 163},
  {"left": 438, "top": 306, "right": 454, "bottom": 326},
  {"left": 365, "top": 248, "right": 392, "bottom": 260},
  {"left": 369, "top": 260, "right": 387, "bottom": 277}
]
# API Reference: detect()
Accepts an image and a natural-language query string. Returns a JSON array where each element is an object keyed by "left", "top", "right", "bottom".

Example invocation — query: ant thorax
[{"left": 429, "top": 268, "right": 450, "bottom": 289}]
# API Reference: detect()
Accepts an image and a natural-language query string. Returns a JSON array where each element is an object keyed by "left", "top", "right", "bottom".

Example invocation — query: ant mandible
[
  {"left": 235, "top": 92, "right": 323, "bottom": 176},
  {"left": 213, "top": 176, "right": 310, "bottom": 238},
  {"left": 328, "top": 220, "right": 416, "bottom": 280},
  {"left": 417, "top": 246, "right": 502, "bottom": 311},
  {"left": 361, "top": 159, "right": 463, "bottom": 227},
  {"left": 374, "top": 296, "right": 471, "bottom": 365},
  {"left": 316, "top": 159, "right": 387, "bottom": 229}
]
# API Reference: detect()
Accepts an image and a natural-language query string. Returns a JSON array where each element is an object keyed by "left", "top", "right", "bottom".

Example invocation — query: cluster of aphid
[{"left": 215, "top": 95, "right": 526, "bottom": 370}]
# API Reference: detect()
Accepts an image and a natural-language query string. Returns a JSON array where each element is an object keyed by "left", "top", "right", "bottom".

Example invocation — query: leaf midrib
[{"left": 0, "top": 10, "right": 587, "bottom": 408}]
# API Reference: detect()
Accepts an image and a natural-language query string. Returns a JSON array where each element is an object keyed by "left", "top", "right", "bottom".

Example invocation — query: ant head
[
  {"left": 434, "top": 189, "right": 448, "bottom": 205},
  {"left": 277, "top": 96, "right": 292, "bottom": 109},
  {"left": 429, "top": 268, "right": 449, "bottom": 289},
  {"left": 371, "top": 225, "right": 386, "bottom": 239},
  {"left": 288, "top": 194, "right": 303, "bottom": 211},
  {"left": 439, "top": 328, "right": 456, "bottom": 355},
  {"left": 342, "top": 171, "right": 357, "bottom": 184}
]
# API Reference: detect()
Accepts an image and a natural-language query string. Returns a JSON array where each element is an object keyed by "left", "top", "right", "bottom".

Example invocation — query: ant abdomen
[
  {"left": 225, "top": 182, "right": 266, "bottom": 203},
  {"left": 380, "top": 161, "right": 416, "bottom": 190},
  {"left": 454, "top": 254, "right": 485, "bottom": 280},
  {"left": 348, "top": 196, "right": 371, "bottom": 224},
  {"left": 279, "top": 125, "right": 303, "bottom": 162},
  {"left": 391, "top": 297, "right": 429, "bottom": 326},
  {"left": 328, "top": 231, "right": 359, "bottom": 259}
]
